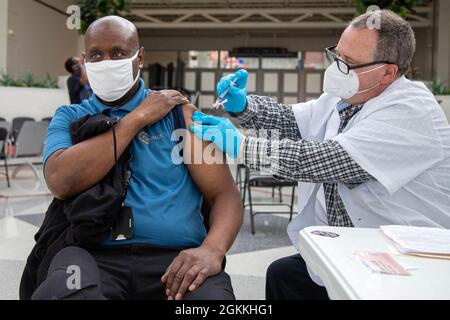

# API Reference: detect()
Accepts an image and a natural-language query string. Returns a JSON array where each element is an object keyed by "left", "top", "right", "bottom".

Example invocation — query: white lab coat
[{"left": 287, "top": 76, "right": 450, "bottom": 284}]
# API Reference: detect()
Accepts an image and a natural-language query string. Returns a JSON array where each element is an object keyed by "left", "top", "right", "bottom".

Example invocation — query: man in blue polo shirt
[{"left": 40, "top": 16, "right": 243, "bottom": 300}]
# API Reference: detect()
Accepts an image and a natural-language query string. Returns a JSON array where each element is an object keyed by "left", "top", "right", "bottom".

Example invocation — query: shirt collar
[
  {"left": 336, "top": 99, "right": 364, "bottom": 112},
  {"left": 90, "top": 79, "right": 148, "bottom": 113},
  {"left": 336, "top": 100, "right": 350, "bottom": 112}
]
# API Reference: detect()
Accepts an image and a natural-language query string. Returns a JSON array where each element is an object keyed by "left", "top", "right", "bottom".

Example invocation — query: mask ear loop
[
  {"left": 131, "top": 50, "right": 142, "bottom": 85},
  {"left": 357, "top": 63, "right": 386, "bottom": 75},
  {"left": 355, "top": 64, "right": 386, "bottom": 94},
  {"left": 133, "top": 50, "right": 143, "bottom": 83},
  {"left": 132, "top": 69, "right": 141, "bottom": 84}
]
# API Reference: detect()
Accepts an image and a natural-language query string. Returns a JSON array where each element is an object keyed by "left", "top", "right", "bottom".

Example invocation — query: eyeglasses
[{"left": 325, "top": 45, "right": 394, "bottom": 75}]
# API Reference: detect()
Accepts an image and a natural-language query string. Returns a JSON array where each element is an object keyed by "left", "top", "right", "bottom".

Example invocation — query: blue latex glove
[
  {"left": 216, "top": 69, "right": 248, "bottom": 113},
  {"left": 190, "top": 111, "right": 243, "bottom": 159}
]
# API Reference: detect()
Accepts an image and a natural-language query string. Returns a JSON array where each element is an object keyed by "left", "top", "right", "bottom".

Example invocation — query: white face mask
[
  {"left": 85, "top": 51, "right": 141, "bottom": 102},
  {"left": 323, "top": 61, "right": 386, "bottom": 99}
]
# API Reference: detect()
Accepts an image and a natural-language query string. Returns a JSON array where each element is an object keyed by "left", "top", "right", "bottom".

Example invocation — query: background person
[{"left": 64, "top": 56, "right": 92, "bottom": 104}]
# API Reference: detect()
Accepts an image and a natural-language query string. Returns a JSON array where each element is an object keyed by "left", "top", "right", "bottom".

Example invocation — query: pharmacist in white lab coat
[{"left": 190, "top": 9, "right": 450, "bottom": 299}]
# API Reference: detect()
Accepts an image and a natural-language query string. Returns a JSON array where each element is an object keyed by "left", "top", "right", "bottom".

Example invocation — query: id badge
[{"left": 110, "top": 206, "right": 134, "bottom": 241}]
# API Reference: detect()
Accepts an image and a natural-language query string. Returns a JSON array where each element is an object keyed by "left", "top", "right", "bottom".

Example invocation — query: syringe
[{"left": 211, "top": 78, "right": 237, "bottom": 111}]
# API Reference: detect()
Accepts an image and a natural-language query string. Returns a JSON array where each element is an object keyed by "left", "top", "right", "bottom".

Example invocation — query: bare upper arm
[
  {"left": 181, "top": 104, "right": 238, "bottom": 202},
  {"left": 44, "top": 149, "right": 65, "bottom": 174},
  {"left": 43, "top": 149, "right": 68, "bottom": 196}
]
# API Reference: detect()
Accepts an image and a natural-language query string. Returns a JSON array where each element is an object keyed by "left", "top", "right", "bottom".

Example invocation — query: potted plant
[
  {"left": 430, "top": 80, "right": 450, "bottom": 122},
  {"left": 0, "top": 71, "right": 58, "bottom": 89},
  {"left": 0, "top": 70, "right": 69, "bottom": 122}
]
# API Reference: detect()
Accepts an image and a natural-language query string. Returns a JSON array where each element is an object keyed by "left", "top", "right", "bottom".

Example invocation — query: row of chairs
[
  {"left": 0, "top": 117, "right": 51, "bottom": 188},
  {"left": 0, "top": 117, "right": 52, "bottom": 143}
]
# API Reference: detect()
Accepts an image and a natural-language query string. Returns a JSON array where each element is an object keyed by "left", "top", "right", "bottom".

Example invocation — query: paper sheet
[
  {"left": 381, "top": 225, "right": 450, "bottom": 256},
  {"left": 354, "top": 251, "right": 410, "bottom": 275}
]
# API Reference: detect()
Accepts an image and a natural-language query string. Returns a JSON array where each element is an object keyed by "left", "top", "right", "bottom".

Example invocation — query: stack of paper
[{"left": 380, "top": 225, "right": 450, "bottom": 259}]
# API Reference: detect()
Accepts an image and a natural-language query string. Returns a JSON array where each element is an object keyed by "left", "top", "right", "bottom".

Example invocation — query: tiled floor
[{"left": 0, "top": 164, "right": 298, "bottom": 300}]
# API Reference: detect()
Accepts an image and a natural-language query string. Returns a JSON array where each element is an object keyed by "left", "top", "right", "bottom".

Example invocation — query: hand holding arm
[{"left": 45, "top": 90, "right": 189, "bottom": 199}]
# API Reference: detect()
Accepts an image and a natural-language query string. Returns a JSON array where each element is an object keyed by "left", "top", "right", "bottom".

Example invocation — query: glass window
[
  {"left": 306, "top": 73, "right": 322, "bottom": 93},
  {"left": 188, "top": 51, "right": 219, "bottom": 69},
  {"left": 220, "top": 51, "right": 259, "bottom": 69},
  {"left": 200, "top": 72, "right": 216, "bottom": 91},
  {"left": 262, "top": 56, "right": 300, "bottom": 70},
  {"left": 262, "top": 52, "right": 301, "bottom": 70},
  {"left": 304, "top": 51, "right": 327, "bottom": 70},
  {"left": 263, "top": 73, "right": 279, "bottom": 92},
  {"left": 184, "top": 71, "right": 196, "bottom": 91},
  {"left": 283, "top": 73, "right": 298, "bottom": 93}
]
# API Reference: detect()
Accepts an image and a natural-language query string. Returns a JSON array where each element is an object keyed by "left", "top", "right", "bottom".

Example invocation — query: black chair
[
  {"left": 11, "top": 117, "right": 35, "bottom": 143},
  {"left": 42, "top": 117, "right": 53, "bottom": 123},
  {"left": 235, "top": 163, "right": 247, "bottom": 197},
  {"left": 0, "top": 127, "right": 10, "bottom": 188},
  {"left": 237, "top": 163, "right": 282, "bottom": 201},
  {"left": 242, "top": 166, "right": 297, "bottom": 234},
  {"left": 0, "top": 117, "right": 6, "bottom": 121}
]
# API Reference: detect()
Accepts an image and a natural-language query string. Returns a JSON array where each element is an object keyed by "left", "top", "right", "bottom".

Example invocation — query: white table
[{"left": 298, "top": 226, "right": 450, "bottom": 300}]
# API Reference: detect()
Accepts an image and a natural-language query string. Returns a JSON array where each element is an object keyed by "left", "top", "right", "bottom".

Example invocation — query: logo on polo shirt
[{"left": 138, "top": 131, "right": 163, "bottom": 145}]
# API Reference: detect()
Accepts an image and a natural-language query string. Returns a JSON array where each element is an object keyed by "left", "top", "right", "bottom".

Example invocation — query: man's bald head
[{"left": 85, "top": 16, "right": 139, "bottom": 52}]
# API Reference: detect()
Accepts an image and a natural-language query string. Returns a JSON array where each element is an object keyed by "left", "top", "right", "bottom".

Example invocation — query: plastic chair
[
  {"left": 11, "top": 117, "right": 35, "bottom": 143},
  {"left": 9, "top": 121, "right": 47, "bottom": 181}
]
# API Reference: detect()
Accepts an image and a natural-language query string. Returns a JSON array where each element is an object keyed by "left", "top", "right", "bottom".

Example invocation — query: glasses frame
[{"left": 325, "top": 45, "right": 394, "bottom": 75}]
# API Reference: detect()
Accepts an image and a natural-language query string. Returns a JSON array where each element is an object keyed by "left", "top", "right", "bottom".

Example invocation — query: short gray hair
[{"left": 350, "top": 10, "right": 416, "bottom": 76}]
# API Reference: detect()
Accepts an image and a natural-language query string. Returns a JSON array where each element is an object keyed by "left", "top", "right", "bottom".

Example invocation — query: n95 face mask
[
  {"left": 85, "top": 51, "right": 141, "bottom": 102},
  {"left": 323, "top": 61, "right": 385, "bottom": 100}
]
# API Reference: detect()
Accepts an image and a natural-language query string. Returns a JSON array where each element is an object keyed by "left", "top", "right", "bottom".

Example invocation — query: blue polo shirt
[{"left": 43, "top": 80, "right": 207, "bottom": 248}]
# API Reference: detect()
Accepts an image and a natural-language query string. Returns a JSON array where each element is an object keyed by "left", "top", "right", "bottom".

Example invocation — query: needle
[{"left": 206, "top": 99, "right": 228, "bottom": 115}]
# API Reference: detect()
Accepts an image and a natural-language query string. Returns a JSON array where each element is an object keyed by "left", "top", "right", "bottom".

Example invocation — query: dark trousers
[
  {"left": 266, "top": 254, "right": 329, "bottom": 300},
  {"left": 32, "top": 245, "right": 235, "bottom": 300}
]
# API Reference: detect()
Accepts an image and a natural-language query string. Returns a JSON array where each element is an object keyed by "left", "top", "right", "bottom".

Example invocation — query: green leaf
[
  {"left": 352, "top": 0, "right": 422, "bottom": 17},
  {"left": 431, "top": 80, "right": 450, "bottom": 95},
  {"left": 76, "top": 0, "right": 129, "bottom": 34},
  {"left": 0, "top": 70, "right": 57, "bottom": 88},
  {"left": 20, "top": 71, "right": 38, "bottom": 87},
  {"left": 42, "top": 73, "right": 58, "bottom": 89}
]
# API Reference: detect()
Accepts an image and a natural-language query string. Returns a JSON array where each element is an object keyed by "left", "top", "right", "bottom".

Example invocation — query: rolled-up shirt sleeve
[
  {"left": 242, "top": 136, "right": 376, "bottom": 187},
  {"left": 43, "top": 106, "right": 76, "bottom": 167}
]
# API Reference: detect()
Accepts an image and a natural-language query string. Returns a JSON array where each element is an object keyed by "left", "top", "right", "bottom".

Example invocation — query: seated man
[{"left": 39, "top": 16, "right": 243, "bottom": 300}]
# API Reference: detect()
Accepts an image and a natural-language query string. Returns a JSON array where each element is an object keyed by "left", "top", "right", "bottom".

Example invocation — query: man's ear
[
  {"left": 81, "top": 52, "right": 86, "bottom": 65},
  {"left": 138, "top": 47, "right": 145, "bottom": 69},
  {"left": 382, "top": 64, "right": 399, "bottom": 84}
]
